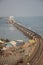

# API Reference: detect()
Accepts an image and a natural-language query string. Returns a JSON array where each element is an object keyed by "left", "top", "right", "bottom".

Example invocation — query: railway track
[
  {"left": 29, "top": 38, "right": 43, "bottom": 65},
  {"left": 13, "top": 22, "right": 43, "bottom": 65}
]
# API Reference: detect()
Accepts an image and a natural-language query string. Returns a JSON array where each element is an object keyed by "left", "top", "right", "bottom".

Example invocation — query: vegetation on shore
[
  {"left": 0, "top": 38, "right": 37, "bottom": 65},
  {"left": 0, "top": 38, "right": 10, "bottom": 42}
]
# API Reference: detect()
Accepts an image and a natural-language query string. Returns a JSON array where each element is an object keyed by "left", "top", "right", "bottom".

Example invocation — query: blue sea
[{"left": 0, "top": 16, "right": 43, "bottom": 42}]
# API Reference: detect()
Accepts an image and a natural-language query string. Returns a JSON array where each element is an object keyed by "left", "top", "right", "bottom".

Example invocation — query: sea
[{"left": 0, "top": 16, "right": 43, "bottom": 42}]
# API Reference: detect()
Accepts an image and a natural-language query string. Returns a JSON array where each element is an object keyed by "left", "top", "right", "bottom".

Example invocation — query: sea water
[
  {"left": 0, "top": 16, "right": 43, "bottom": 42},
  {"left": 0, "top": 17, "right": 28, "bottom": 42}
]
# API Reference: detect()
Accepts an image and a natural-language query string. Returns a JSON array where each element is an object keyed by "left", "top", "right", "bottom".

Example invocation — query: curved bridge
[{"left": 13, "top": 21, "right": 43, "bottom": 65}]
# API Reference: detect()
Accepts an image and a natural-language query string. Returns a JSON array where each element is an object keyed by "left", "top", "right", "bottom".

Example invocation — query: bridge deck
[
  {"left": 13, "top": 22, "right": 42, "bottom": 39},
  {"left": 13, "top": 21, "right": 43, "bottom": 65}
]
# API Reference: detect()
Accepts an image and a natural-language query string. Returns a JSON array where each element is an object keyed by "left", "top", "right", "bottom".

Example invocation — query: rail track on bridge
[{"left": 13, "top": 22, "right": 43, "bottom": 65}]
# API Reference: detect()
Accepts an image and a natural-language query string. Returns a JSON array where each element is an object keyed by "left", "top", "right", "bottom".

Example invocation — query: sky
[{"left": 0, "top": 0, "right": 43, "bottom": 17}]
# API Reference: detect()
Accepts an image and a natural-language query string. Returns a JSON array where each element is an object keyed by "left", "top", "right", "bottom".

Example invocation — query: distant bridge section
[{"left": 13, "top": 21, "right": 42, "bottom": 39}]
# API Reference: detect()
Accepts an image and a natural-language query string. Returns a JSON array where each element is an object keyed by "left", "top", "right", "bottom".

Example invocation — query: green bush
[
  {"left": 5, "top": 39, "right": 9, "bottom": 42},
  {"left": 0, "top": 44, "right": 3, "bottom": 51}
]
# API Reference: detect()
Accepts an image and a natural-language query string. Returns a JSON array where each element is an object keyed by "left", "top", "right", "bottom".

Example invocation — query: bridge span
[{"left": 12, "top": 20, "right": 43, "bottom": 65}]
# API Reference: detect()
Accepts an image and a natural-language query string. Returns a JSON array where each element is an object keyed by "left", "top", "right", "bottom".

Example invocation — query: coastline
[{"left": 0, "top": 17, "right": 43, "bottom": 65}]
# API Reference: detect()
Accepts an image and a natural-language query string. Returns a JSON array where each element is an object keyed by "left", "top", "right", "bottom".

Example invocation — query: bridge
[
  {"left": 12, "top": 19, "right": 43, "bottom": 65},
  {"left": 0, "top": 17, "right": 43, "bottom": 65}
]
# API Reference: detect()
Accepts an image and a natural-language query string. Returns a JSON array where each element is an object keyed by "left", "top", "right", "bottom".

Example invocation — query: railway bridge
[{"left": 12, "top": 20, "right": 43, "bottom": 65}]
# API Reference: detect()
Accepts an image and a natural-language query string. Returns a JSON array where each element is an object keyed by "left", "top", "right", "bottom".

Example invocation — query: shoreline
[{"left": 0, "top": 17, "right": 43, "bottom": 65}]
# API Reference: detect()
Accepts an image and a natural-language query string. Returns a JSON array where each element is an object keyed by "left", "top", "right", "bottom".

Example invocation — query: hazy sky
[{"left": 0, "top": 0, "right": 43, "bottom": 17}]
